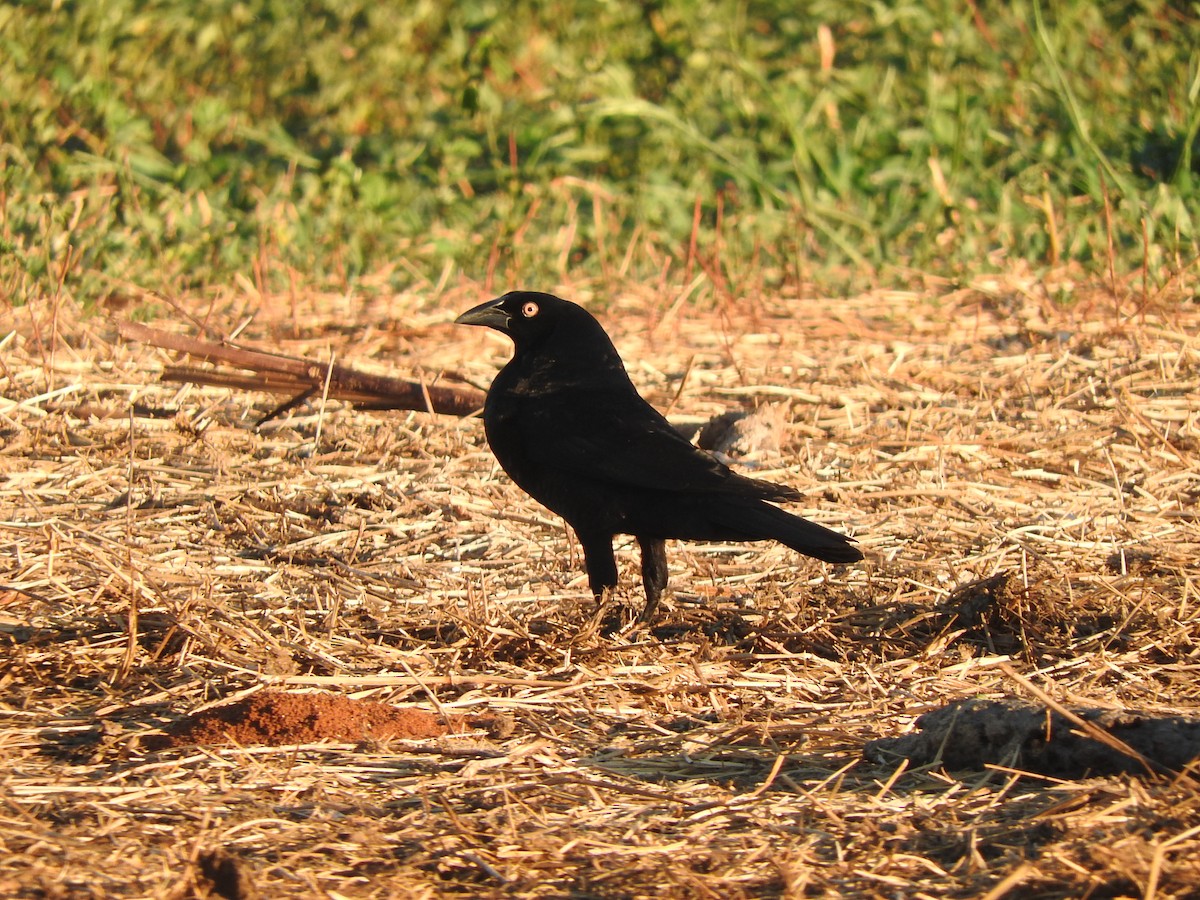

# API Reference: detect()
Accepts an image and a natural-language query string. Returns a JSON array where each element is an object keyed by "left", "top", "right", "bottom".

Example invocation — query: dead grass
[{"left": 3, "top": 274, "right": 1200, "bottom": 898}]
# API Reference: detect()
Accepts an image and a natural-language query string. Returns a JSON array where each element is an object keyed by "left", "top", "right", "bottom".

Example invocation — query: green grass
[{"left": 1, "top": 0, "right": 1197, "bottom": 306}]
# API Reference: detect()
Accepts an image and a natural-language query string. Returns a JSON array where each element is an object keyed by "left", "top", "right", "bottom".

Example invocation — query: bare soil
[
  {"left": 149, "top": 690, "right": 457, "bottom": 749},
  {"left": 3, "top": 277, "right": 1199, "bottom": 898}
]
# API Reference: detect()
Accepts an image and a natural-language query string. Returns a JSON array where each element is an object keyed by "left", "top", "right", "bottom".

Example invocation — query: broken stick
[{"left": 117, "top": 320, "right": 485, "bottom": 419}]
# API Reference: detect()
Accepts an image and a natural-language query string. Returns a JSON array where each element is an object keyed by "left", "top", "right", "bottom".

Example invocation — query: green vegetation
[{"left": 1, "top": 0, "right": 1197, "bottom": 304}]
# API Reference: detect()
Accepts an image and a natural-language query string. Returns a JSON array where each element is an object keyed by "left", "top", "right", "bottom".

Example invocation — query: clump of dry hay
[{"left": 2, "top": 276, "right": 1200, "bottom": 898}]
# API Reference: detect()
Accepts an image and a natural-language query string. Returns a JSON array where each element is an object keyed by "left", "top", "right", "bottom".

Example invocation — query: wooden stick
[{"left": 117, "top": 321, "right": 485, "bottom": 418}]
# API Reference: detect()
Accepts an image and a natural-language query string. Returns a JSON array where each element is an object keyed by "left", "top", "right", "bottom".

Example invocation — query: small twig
[
  {"left": 116, "top": 405, "right": 139, "bottom": 685},
  {"left": 312, "top": 350, "right": 336, "bottom": 450},
  {"left": 664, "top": 353, "right": 696, "bottom": 418}
]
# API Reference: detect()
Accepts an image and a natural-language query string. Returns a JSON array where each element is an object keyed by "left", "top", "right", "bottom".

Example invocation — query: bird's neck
[{"left": 506, "top": 336, "right": 630, "bottom": 393}]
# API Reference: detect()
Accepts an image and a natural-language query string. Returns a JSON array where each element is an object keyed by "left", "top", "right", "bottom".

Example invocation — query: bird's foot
[{"left": 576, "top": 594, "right": 612, "bottom": 641}]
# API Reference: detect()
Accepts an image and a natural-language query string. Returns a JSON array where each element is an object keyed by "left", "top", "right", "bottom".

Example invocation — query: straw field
[{"left": 3, "top": 276, "right": 1200, "bottom": 898}]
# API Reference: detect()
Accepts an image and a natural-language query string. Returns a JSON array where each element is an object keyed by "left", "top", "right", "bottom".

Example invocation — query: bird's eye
[{"left": 521, "top": 301, "right": 539, "bottom": 318}]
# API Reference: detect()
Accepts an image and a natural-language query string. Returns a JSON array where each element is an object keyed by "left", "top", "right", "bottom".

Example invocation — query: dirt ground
[{"left": 3, "top": 277, "right": 1200, "bottom": 898}]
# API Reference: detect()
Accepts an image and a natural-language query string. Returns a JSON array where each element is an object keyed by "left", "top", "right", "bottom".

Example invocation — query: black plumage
[{"left": 456, "top": 291, "right": 862, "bottom": 620}]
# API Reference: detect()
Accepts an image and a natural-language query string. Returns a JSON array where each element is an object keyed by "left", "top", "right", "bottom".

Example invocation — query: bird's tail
[{"left": 715, "top": 498, "right": 863, "bottom": 564}]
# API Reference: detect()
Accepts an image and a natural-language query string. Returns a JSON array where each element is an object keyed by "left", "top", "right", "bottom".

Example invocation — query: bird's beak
[{"left": 455, "top": 299, "right": 510, "bottom": 332}]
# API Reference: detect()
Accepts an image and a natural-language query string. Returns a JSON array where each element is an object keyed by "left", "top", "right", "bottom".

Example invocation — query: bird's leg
[
  {"left": 577, "top": 531, "right": 618, "bottom": 603},
  {"left": 637, "top": 536, "right": 668, "bottom": 622}
]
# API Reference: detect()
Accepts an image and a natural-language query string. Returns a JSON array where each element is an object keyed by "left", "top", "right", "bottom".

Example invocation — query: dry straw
[{"left": 2, "top": 274, "right": 1199, "bottom": 897}]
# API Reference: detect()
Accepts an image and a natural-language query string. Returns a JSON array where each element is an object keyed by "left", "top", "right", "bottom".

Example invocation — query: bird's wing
[{"left": 516, "top": 386, "right": 743, "bottom": 493}]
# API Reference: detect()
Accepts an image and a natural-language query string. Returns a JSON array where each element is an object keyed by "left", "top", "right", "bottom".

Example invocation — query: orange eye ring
[{"left": 522, "top": 301, "right": 539, "bottom": 317}]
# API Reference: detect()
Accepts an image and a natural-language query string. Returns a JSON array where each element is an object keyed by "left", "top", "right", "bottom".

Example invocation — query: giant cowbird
[{"left": 456, "top": 291, "right": 862, "bottom": 620}]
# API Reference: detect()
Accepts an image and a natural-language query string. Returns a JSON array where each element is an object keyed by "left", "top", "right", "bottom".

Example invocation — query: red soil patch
[{"left": 155, "top": 690, "right": 456, "bottom": 748}]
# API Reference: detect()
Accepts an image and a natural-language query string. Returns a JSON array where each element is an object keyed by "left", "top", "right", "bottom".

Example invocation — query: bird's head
[{"left": 455, "top": 291, "right": 613, "bottom": 357}]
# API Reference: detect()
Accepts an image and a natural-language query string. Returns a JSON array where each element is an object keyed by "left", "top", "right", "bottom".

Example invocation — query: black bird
[{"left": 455, "top": 291, "right": 862, "bottom": 621}]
